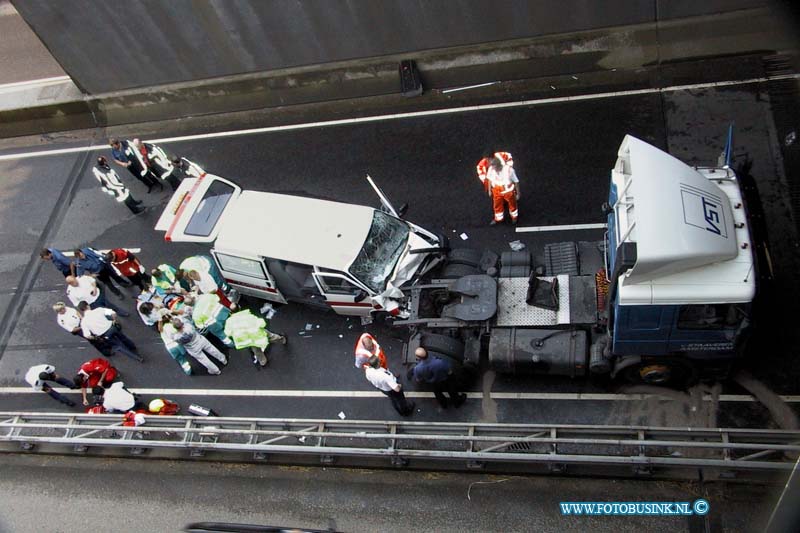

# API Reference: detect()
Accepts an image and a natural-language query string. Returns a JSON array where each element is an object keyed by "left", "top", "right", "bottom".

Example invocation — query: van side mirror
[
  {"left": 397, "top": 203, "right": 409, "bottom": 217},
  {"left": 354, "top": 290, "right": 368, "bottom": 303}
]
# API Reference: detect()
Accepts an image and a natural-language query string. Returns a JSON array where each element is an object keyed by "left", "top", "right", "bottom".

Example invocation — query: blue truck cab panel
[{"left": 603, "top": 134, "right": 755, "bottom": 364}]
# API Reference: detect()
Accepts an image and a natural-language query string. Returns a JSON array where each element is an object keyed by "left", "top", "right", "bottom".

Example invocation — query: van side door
[
  {"left": 311, "top": 270, "right": 375, "bottom": 316},
  {"left": 211, "top": 250, "right": 287, "bottom": 304}
]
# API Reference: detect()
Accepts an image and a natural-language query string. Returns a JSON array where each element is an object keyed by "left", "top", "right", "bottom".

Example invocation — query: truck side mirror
[
  {"left": 601, "top": 202, "right": 613, "bottom": 216},
  {"left": 397, "top": 203, "right": 409, "bottom": 217}
]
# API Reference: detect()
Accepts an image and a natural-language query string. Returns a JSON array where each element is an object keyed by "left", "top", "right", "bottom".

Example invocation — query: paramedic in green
[{"left": 224, "top": 309, "right": 287, "bottom": 368}]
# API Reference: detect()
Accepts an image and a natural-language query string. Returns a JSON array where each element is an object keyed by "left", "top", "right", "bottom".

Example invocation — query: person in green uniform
[
  {"left": 191, "top": 293, "right": 234, "bottom": 348},
  {"left": 224, "top": 309, "right": 287, "bottom": 368}
]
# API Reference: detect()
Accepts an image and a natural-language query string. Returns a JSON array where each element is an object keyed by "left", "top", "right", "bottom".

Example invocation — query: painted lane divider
[{"left": 1, "top": 73, "right": 798, "bottom": 162}]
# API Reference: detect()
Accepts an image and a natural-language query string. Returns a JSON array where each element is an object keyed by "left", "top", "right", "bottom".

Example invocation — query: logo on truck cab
[{"left": 680, "top": 184, "right": 727, "bottom": 238}]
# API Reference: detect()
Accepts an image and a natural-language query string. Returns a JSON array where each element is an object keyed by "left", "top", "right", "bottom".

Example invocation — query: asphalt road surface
[{"left": 0, "top": 55, "right": 798, "bottom": 433}]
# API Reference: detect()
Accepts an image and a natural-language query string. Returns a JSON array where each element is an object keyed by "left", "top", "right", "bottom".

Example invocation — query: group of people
[
  {"left": 354, "top": 332, "right": 468, "bottom": 417},
  {"left": 32, "top": 243, "right": 289, "bottom": 412},
  {"left": 24, "top": 141, "right": 488, "bottom": 419},
  {"left": 94, "top": 137, "right": 197, "bottom": 215}
]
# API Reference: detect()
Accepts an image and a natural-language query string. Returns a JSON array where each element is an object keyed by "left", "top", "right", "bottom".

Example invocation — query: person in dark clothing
[
  {"left": 411, "top": 347, "right": 467, "bottom": 408},
  {"left": 39, "top": 247, "right": 73, "bottom": 278},
  {"left": 73, "top": 247, "right": 130, "bottom": 298},
  {"left": 109, "top": 138, "right": 162, "bottom": 193}
]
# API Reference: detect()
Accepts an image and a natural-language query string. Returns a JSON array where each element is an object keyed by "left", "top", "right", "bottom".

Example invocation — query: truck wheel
[
  {"left": 622, "top": 360, "right": 695, "bottom": 388},
  {"left": 447, "top": 248, "right": 483, "bottom": 268},
  {"left": 421, "top": 332, "right": 465, "bottom": 361},
  {"left": 440, "top": 263, "right": 480, "bottom": 279}
]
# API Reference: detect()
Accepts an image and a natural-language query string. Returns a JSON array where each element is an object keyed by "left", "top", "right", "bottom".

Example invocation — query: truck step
[{"left": 544, "top": 242, "right": 580, "bottom": 276}]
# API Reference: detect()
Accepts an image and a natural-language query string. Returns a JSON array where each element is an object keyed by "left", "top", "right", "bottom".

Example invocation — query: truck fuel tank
[{"left": 488, "top": 327, "right": 588, "bottom": 377}]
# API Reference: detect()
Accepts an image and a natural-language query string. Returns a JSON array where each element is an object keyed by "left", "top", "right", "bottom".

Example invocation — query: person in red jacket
[
  {"left": 73, "top": 358, "right": 118, "bottom": 406},
  {"left": 105, "top": 248, "right": 147, "bottom": 290}
]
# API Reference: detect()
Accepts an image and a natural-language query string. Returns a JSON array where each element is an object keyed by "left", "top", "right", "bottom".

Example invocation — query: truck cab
[
  {"left": 604, "top": 135, "right": 756, "bottom": 382},
  {"left": 155, "top": 171, "right": 447, "bottom": 317}
]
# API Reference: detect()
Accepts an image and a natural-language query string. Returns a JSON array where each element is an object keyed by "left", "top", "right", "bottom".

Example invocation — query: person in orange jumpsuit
[
  {"left": 354, "top": 332, "right": 388, "bottom": 369},
  {"left": 485, "top": 154, "right": 520, "bottom": 225}
]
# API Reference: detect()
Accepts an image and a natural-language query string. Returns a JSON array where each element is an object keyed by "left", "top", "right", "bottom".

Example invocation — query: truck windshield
[
  {"left": 349, "top": 211, "right": 409, "bottom": 293},
  {"left": 184, "top": 181, "right": 235, "bottom": 237}
]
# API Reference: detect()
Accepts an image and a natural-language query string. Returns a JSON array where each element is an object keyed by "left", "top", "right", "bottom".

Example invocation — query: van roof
[{"left": 214, "top": 191, "right": 374, "bottom": 271}]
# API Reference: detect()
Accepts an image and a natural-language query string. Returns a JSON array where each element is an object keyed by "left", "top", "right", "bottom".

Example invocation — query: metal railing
[{"left": 2, "top": 412, "right": 798, "bottom": 478}]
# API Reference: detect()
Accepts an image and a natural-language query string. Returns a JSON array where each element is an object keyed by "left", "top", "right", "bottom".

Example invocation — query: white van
[{"left": 155, "top": 169, "right": 447, "bottom": 317}]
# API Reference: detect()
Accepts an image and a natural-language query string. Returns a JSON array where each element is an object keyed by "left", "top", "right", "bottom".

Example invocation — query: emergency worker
[
  {"left": 191, "top": 292, "right": 234, "bottom": 348},
  {"left": 187, "top": 269, "right": 234, "bottom": 309},
  {"left": 109, "top": 138, "right": 161, "bottom": 192},
  {"left": 157, "top": 314, "right": 193, "bottom": 375},
  {"left": 148, "top": 398, "right": 180, "bottom": 415},
  {"left": 476, "top": 151, "right": 513, "bottom": 193},
  {"left": 93, "top": 157, "right": 144, "bottom": 214},
  {"left": 73, "top": 358, "right": 118, "bottom": 406},
  {"left": 224, "top": 309, "right": 287, "bottom": 368},
  {"left": 354, "top": 332, "right": 387, "bottom": 369},
  {"left": 485, "top": 154, "right": 520, "bottom": 225},
  {"left": 171, "top": 317, "right": 227, "bottom": 375},
  {"left": 105, "top": 248, "right": 147, "bottom": 290},
  {"left": 150, "top": 264, "right": 182, "bottom": 294},
  {"left": 178, "top": 255, "right": 229, "bottom": 292}
]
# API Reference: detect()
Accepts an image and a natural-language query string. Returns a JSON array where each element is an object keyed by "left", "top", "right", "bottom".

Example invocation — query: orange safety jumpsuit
[
  {"left": 353, "top": 332, "right": 388, "bottom": 369},
  {"left": 486, "top": 159, "right": 519, "bottom": 223},
  {"left": 476, "top": 152, "right": 513, "bottom": 193}
]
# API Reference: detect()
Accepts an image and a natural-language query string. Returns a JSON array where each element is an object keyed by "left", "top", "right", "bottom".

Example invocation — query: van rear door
[{"left": 155, "top": 174, "right": 241, "bottom": 243}]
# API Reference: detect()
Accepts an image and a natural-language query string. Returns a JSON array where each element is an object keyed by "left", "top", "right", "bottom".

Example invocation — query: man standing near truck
[
  {"left": 411, "top": 347, "right": 467, "bottom": 408},
  {"left": 476, "top": 151, "right": 518, "bottom": 225}
]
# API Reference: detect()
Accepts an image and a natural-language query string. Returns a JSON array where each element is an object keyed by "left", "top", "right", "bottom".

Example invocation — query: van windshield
[{"left": 349, "top": 211, "right": 409, "bottom": 293}]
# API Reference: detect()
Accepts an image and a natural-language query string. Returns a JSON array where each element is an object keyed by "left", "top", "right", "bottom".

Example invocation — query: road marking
[
  {"left": 0, "top": 76, "right": 71, "bottom": 90},
  {"left": 441, "top": 81, "right": 499, "bottom": 94},
  {"left": 1, "top": 387, "right": 798, "bottom": 402},
  {"left": 62, "top": 248, "right": 141, "bottom": 257},
  {"left": 1, "top": 73, "right": 798, "bottom": 162},
  {"left": 515, "top": 223, "right": 607, "bottom": 233}
]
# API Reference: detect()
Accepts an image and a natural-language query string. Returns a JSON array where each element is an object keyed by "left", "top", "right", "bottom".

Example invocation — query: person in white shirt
[
  {"left": 77, "top": 301, "right": 143, "bottom": 362},
  {"left": 364, "top": 355, "right": 414, "bottom": 416},
  {"left": 24, "top": 364, "right": 76, "bottom": 407},
  {"left": 97, "top": 382, "right": 140, "bottom": 413},
  {"left": 52, "top": 301, "right": 112, "bottom": 356},
  {"left": 65, "top": 275, "right": 129, "bottom": 316}
]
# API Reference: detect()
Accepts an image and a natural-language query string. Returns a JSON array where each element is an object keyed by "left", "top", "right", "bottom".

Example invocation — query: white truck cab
[{"left": 156, "top": 170, "right": 446, "bottom": 317}]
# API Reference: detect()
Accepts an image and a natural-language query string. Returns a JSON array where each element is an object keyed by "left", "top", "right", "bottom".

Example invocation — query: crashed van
[{"left": 156, "top": 169, "right": 447, "bottom": 317}]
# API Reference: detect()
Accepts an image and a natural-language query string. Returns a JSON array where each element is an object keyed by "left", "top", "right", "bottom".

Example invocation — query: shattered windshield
[{"left": 349, "top": 211, "right": 409, "bottom": 293}]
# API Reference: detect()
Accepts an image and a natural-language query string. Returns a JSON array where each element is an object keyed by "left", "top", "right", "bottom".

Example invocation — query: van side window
[
  {"left": 316, "top": 274, "right": 360, "bottom": 295},
  {"left": 677, "top": 304, "right": 739, "bottom": 330},
  {"left": 215, "top": 253, "right": 265, "bottom": 279}
]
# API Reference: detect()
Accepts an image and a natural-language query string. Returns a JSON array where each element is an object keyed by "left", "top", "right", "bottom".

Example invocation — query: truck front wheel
[{"left": 621, "top": 359, "right": 695, "bottom": 388}]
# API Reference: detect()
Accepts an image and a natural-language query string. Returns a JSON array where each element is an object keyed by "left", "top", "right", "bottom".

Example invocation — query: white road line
[
  {"left": 441, "top": 81, "right": 499, "bottom": 94},
  {"left": 0, "top": 76, "right": 71, "bottom": 90},
  {"left": 1, "top": 387, "right": 798, "bottom": 402},
  {"left": 515, "top": 223, "right": 607, "bottom": 233},
  {"left": 62, "top": 248, "right": 141, "bottom": 257},
  {"left": 1, "top": 73, "right": 797, "bottom": 163}
]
